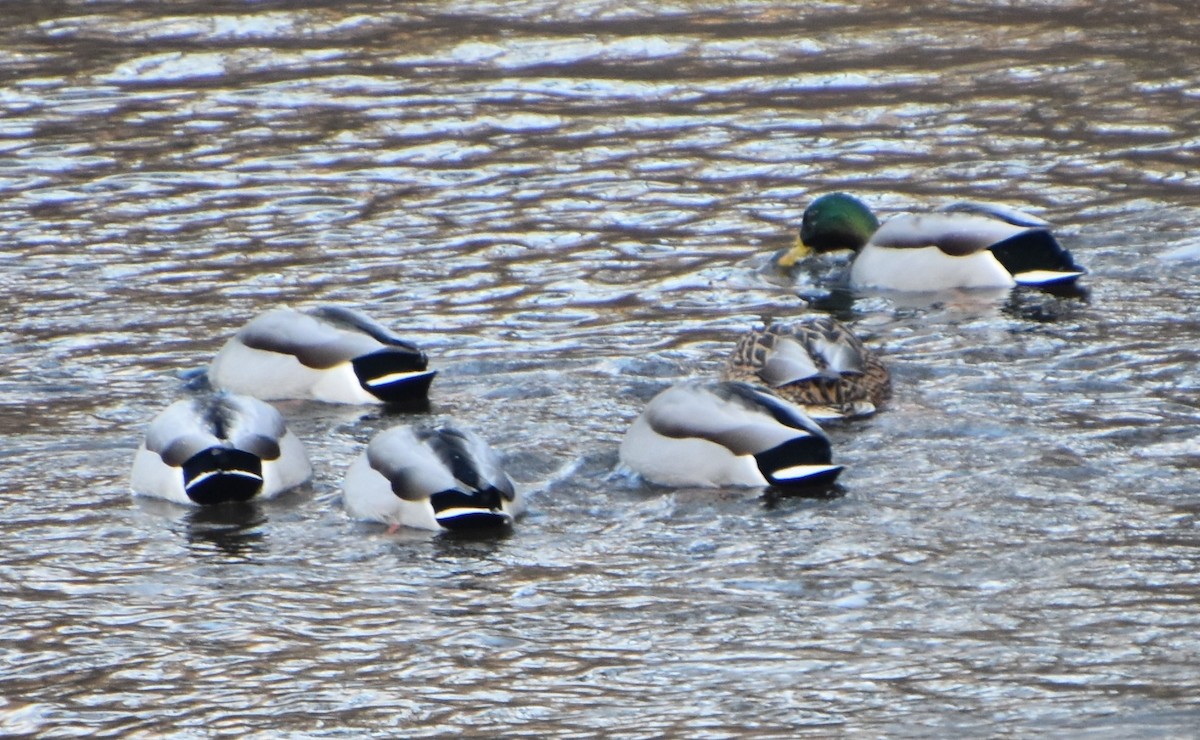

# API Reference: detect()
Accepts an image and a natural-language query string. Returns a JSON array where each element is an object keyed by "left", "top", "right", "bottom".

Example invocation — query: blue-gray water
[{"left": 3, "top": 1, "right": 1199, "bottom": 736}]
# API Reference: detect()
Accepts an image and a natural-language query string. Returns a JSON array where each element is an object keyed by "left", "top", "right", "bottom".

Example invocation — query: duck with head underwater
[
  {"left": 343, "top": 424, "right": 525, "bottom": 533},
  {"left": 208, "top": 306, "right": 436, "bottom": 405},
  {"left": 619, "top": 380, "right": 844, "bottom": 490},
  {"left": 777, "top": 192, "right": 1086, "bottom": 293},
  {"left": 130, "top": 392, "right": 312, "bottom": 506},
  {"left": 723, "top": 317, "right": 891, "bottom": 420}
]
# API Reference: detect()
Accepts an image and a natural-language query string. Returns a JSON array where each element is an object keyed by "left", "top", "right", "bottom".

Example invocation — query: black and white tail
[
  {"left": 181, "top": 447, "right": 264, "bottom": 505},
  {"left": 351, "top": 349, "right": 437, "bottom": 402},
  {"left": 988, "top": 230, "right": 1085, "bottom": 287}
]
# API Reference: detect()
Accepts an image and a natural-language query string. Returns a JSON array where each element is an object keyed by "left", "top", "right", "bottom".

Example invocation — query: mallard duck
[
  {"left": 208, "top": 306, "right": 436, "bottom": 404},
  {"left": 778, "top": 193, "right": 1086, "bottom": 291},
  {"left": 343, "top": 424, "right": 524, "bottom": 532},
  {"left": 130, "top": 393, "right": 312, "bottom": 506},
  {"left": 723, "top": 317, "right": 890, "bottom": 419},
  {"left": 619, "top": 380, "right": 843, "bottom": 489}
]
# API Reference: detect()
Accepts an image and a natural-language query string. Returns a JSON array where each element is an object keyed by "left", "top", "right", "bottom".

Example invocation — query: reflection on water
[
  {"left": 183, "top": 502, "right": 270, "bottom": 559},
  {"left": 1002, "top": 284, "right": 1091, "bottom": 324},
  {"left": 3, "top": 0, "right": 1200, "bottom": 736},
  {"left": 133, "top": 497, "right": 271, "bottom": 559},
  {"left": 431, "top": 529, "right": 515, "bottom": 560}
]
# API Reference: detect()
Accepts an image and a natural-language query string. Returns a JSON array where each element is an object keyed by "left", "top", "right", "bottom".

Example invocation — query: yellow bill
[{"left": 775, "top": 236, "right": 814, "bottom": 268}]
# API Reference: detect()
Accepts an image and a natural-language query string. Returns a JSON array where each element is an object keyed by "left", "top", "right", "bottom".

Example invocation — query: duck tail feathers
[
  {"left": 182, "top": 447, "right": 264, "bottom": 505},
  {"left": 309, "top": 306, "right": 422, "bottom": 351},
  {"left": 429, "top": 487, "right": 513, "bottom": 531},
  {"left": 988, "top": 230, "right": 1085, "bottom": 284},
  {"left": 352, "top": 349, "right": 436, "bottom": 402},
  {"left": 754, "top": 436, "right": 842, "bottom": 488}
]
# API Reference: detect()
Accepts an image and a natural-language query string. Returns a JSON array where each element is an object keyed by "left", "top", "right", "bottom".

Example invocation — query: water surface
[{"left": 3, "top": 1, "right": 1200, "bottom": 736}]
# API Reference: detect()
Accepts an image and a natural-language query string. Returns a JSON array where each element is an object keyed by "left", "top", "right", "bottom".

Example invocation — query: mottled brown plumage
[{"left": 723, "top": 318, "right": 890, "bottom": 419}]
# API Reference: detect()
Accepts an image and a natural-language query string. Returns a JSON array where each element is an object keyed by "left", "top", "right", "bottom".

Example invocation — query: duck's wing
[
  {"left": 758, "top": 335, "right": 823, "bottom": 386},
  {"left": 721, "top": 382, "right": 830, "bottom": 439},
  {"left": 426, "top": 427, "right": 519, "bottom": 529},
  {"left": 364, "top": 426, "right": 456, "bottom": 501},
  {"left": 806, "top": 318, "right": 867, "bottom": 376},
  {"left": 902, "top": 206, "right": 1084, "bottom": 284},
  {"left": 732, "top": 319, "right": 868, "bottom": 388},
  {"left": 365, "top": 425, "right": 515, "bottom": 516},
  {"left": 141, "top": 394, "right": 285, "bottom": 463},
  {"left": 870, "top": 212, "right": 1027, "bottom": 256},
  {"left": 643, "top": 381, "right": 825, "bottom": 456},
  {"left": 937, "top": 201, "right": 1051, "bottom": 228},
  {"left": 235, "top": 309, "right": 383, "bottom": 369},
  {"left": 306, "top": 308, "right": 433, "bottom": 396},
  {"left": 216, "top": 394, "right": 289, "bottom": 461},
  {"left": 425, "top": 426, "right": 516, "bottom": 501},
  {"left": 143, "top": 399, "right": 222, "bottom": 466},
  {"left": 307, "top": 306, "right": 423, "bottom": 351}
]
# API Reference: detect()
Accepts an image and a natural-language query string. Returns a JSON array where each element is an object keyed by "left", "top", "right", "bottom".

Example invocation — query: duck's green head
[{"left": 778, "top": 193, "right": 879, "bottom": 267}]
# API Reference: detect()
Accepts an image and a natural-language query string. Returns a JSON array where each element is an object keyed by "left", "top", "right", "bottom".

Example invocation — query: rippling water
[{"left": 3, "top": 1, "right": 1200, "bottom": 735}]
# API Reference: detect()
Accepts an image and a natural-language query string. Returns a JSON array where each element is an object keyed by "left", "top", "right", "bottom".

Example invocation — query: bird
[
  {"left": 342, "top": 424, "right": 524, "bottom": 532},
  {"left": 723, "top": 317, "right": 890, "bottom": 419},
  {"left": 777, "top": 192, "right": 1086, "bottom": 292},
  {"left": 130, "top": 393, "right": 312, "bottom": 506},
  {"left": 619, "top": 380, "right": 843, "bottom": 489},
  {"left": 208, "top": 306, "right": 436, "bottom": 404}
]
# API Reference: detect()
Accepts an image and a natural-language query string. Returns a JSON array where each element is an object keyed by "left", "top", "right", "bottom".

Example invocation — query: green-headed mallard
[{"left": 779, "top": 193, "right": 1085, "bottom": 291}]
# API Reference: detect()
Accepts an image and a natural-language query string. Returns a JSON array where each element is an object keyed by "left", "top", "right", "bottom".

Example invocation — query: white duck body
[
  {"left": 619, "top": 380, "right": 843, "bottom": 489},
  {"left": 851, "top": 240, "right": 1015, "bottom": 291},
  {"left": 208, "top": 306, "right": 436, "bottom": 404},
  {"left": 343, "top": 425, "right": 524, "bottom": 532},
  {"left": 851, "top": 208, "right": 1085, "bottom": 292},
  {"left": 130, "top": 393, "right": 311, "bottom": 506}
]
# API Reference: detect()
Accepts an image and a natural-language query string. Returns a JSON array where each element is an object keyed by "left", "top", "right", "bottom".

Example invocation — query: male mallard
[
  {"left": 619, "top": 380, "right": 843, "bottom": 489},
  {"left": 723, "top": 317, "right": 890, "bottom": 419},
  {"left": 343, "top": 424, "right": 524, "bottom": 532},
  {"left": 130, "top": 393, "right": 312, "bottom": 506},
  {"left": 208, "top": 306, "right": 436, "bottom": 404},
  {"left": 778, "top": 193, "right": 1086, "bottom": 291}
]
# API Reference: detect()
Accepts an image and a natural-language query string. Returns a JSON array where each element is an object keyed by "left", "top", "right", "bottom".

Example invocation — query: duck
[
  {"left": 723, "top": 317, "right": 890, "bottom": 419},
  {"left": 777, "top": 192, "right": 1086, "bottom": 292},
  {"left": 619, "top": 380, "right": 843, "bottom": 489},
  {"left": 130, "top": 393, "right": 312, "bottom": 506},
  {"left": 343, "top": 424, "right": 524, "bottom": 532},
  {"left": 208, "top": 306, "right": 436, "bottom": 404}
]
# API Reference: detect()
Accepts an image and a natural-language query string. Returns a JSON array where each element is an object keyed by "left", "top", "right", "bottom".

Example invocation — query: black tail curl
[
  {"left": 988, "top": 230, "right": 1084, "bottom": 278},
  {"left": 754, "top": 436, "right": 840, "bottom": 488},
  {"left": 182, "top": 447, "right": 263, "bottom": 505},
  {"left": 352, "top": 349, "right": 437, "bottom": 402}
]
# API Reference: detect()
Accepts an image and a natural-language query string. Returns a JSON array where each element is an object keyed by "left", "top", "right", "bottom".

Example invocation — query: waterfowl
[
  {"left": 619, "top": 380, "right": 843, "bottom": 489},
  {"left": 723, "top": 317, "right": 890, "bottom": 419},
  {"left": 208, "top": 306, "right": 436, "bottom": 404},
  {"left": 778, "top": 193, "right": 1086, "bottom": 291},
  {"left": 130, "top": 393, "right": 311, "bottom": 506},
  {"left": 343, "top": 424, "right": 524, "bottom": 532}
]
